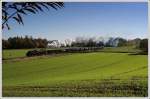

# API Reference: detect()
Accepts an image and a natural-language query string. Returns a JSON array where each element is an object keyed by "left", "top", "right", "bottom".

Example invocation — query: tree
[
  {"left": 117, "top": 38, "right": 127, "bottom": 47},
  {"left": 105, "top": 37, "right": 114, "bottom": 47},
  {"left": 2, "top": 39, "right": 10, "bottom": 49},
  {"left": 3, "top": 36, "right": 48, "bottom": 49},
  {"left": 97, "top": 41, "right": 104, "bottom": 47},
  {"left": 139, "top": 39, "right": 148, "bottom": 53},
  {"left": 71, "top": 37, "right": 104, "bottom": 47},
  {"left": 2, "top": 2, "right": 64, "bottom": 30},
  {"left": 87, "top": 38, "right": 96, "bottom": 47},
  {"left": 133, "top": 38, "right": 141, "bottom": 48},
  {"left": 65, "top": 39, "right": 72, "bottom": 47}
]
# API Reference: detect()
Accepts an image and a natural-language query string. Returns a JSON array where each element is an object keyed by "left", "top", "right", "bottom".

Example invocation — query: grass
[
  {"left": 3, "top": 77, "right": 147, "bottom": 97},
  {"left": 2, "top": 48, "right": 70, "bottom": 59},
  {"left": 2, "top": 46, "right": 139, "bottom": 59},
  {"left": 2, "top": 49, "right": 30, "bottom": 59},
  {"left": 2, "top": 48, "right": 52, "bottom": 59},
  {"left": 2, "top": 51, "right": 148, "bottom": 97},
  {"left": 99, "top": 46, "right": 141, "bottom": 53}
]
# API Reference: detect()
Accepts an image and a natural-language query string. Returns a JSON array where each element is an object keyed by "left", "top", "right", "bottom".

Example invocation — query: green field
[
  {"left": 2, "top": 48, "right": 148, "bottom": 97},
  {"left": 2, "top": 47, "right": 140, "bottom": 59},
  {"left": 2, "top": 49, "right": 30, "bottom": 59},
  {"left": 100, "top": 46, "right": 141, "bottom": 53}
]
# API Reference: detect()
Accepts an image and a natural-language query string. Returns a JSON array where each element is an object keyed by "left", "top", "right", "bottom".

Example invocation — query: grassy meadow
[
  {"left": 2, "top": 2, "right": 148, "bottom": 97},
  {"left": 2, "top": 49, "right": 30, "bottom": 59},
  {"left": 2, "top": 47, "right": 148, "bottom": 96},
  {"left": 100, "top": 46, "right": 141, "bottom": 53}
]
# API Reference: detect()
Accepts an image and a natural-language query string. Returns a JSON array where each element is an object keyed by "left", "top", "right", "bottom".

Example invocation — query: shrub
[{"left": 26, "top": 47, "right": 103, "bottom": 57}]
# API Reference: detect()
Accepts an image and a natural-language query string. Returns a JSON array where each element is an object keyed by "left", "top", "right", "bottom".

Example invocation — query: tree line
[
  {"left": 3, "top": 36, "right": 148, "bottom": 53},
  {"left": 63, "top": 37, "right": 132, "bottom": 47},
  {"left": 2, "top": 36, "right": 48, "bottom": 49},
  {"left": 63, "top": 37, "right": 148, "bottom": 53}
]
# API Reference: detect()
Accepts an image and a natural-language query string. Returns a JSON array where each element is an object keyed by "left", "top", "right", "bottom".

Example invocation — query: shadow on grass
[{"left": 128, "top": 51, "right": 148, "bottom": 55}]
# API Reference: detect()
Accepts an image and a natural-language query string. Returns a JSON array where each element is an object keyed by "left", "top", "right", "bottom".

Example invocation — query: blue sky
[{"left": 3, "top": 2, "right": 148, "bottom": 41}]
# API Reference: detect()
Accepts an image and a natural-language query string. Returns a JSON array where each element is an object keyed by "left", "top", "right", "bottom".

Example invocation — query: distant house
[{"left": 47, "top": 40, "right": 60, "bottom": 48}]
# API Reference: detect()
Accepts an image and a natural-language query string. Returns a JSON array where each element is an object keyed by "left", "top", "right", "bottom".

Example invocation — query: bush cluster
[{"left": 26, "top": 47, "right": 103, "bottom": 57}]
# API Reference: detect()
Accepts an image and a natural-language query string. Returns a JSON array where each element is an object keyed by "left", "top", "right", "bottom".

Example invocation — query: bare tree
[{"left": 65, "top": 39, "right": 72, "bottom": 47}]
